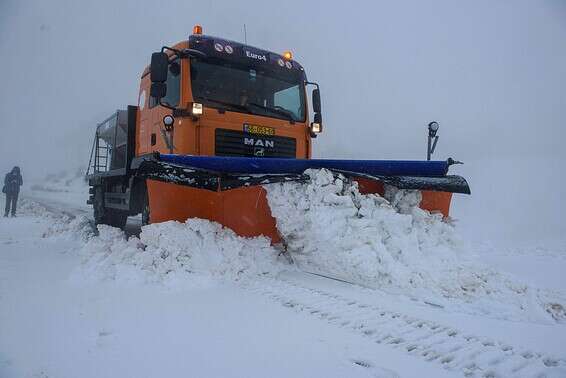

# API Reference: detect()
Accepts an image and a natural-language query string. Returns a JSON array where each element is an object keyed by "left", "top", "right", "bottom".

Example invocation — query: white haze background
[{"left": 0, "top": 0, "right": 565, "bottom": 246}]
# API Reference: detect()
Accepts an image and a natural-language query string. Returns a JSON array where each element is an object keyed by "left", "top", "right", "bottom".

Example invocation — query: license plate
[{"left": 243, "top": 123, "right": 275, "bottom": 136}]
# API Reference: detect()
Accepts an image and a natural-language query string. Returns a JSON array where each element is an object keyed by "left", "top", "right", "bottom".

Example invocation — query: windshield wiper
[
  {"left": 196, "top": 97, "right": 296, "bottom": 121},
  {"left": 196, "top": 97, "right": 251, "bottom": 113},
  {"left": 247, "top": 102, "right": 295, "bottom": 122}
]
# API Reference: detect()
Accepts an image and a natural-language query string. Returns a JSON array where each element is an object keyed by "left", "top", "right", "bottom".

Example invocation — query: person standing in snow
[{"left": 3, "top": 166, "right": 23, "bottom": 217}]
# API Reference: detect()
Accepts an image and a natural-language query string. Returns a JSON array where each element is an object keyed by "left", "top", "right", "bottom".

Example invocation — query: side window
[
  {"left": 138, "top": 89, "right": 147, "bottom": 110},
  {"left": 162, "top": 59, "right": 181, "bottom": 107},
  {"left": 149, "top": 95, "right": 158, "bottom": 108},
  {"left": 274, "top": 84, "right": 302, "bottom": 119},
  {"left": 149, "top": 58, "right": 180, "bottom": 108}
]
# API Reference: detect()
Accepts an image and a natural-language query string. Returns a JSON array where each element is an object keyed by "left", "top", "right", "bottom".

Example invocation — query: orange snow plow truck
[{"left": 86, "top": 25, "right": 470, "bottom": 243}]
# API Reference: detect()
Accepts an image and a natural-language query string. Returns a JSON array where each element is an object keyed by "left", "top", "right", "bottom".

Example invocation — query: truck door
[
  {"left": 137, "top": 79, "right": 151, "bottom": 154},
  {"left": 151, "top": 57, "right": 181, "bottom": 154}
]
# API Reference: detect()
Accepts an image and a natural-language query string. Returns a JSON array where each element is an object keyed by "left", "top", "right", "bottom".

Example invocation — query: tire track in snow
[{"left": 248, "top": 275, "right": 566, "bottom": 377}]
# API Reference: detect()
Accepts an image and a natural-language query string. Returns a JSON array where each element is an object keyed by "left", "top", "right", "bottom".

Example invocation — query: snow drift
[
  {"left": 74, "top": 219, "right": 285, "bottom": 287},
  {"left": 266, "top": 169, "right": 462, "bottom": 292},
  {"left": 43, "top": 167, "right": 564, "bottom": 322},
  {"left": 265, "top": 169, "right": 566, "bottom": 322}
]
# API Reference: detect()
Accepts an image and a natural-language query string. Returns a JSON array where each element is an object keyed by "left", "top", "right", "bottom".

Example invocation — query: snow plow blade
[{"left": 133, "top": 153, "right": 471, "bottom": 195}]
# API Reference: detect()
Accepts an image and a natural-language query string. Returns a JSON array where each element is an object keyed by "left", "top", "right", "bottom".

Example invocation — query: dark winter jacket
[{"left": 4, "top": 167, "right": 23, "bottom": 195}]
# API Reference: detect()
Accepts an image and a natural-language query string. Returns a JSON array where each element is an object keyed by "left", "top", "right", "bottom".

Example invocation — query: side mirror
[
  {"left": 150, "top": 52, "right": 169, "bottom": 83},
  {"left": 150, "top": 82, "right": 167, "bottom": 99},
  {"left": 312, "top": 88, "right": 321, "bottom": 114},
  {"left": 169, "top": 61, "right": 181, "bottom": 76}
]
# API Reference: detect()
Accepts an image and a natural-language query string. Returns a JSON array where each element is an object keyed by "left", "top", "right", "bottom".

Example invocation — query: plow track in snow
[{"left": 249, "top": 275, "right": 565, "bottom": 377}]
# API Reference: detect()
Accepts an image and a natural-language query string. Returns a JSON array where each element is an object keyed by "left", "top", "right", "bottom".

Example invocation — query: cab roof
[{"left": 141, "top": 35, "right": 306, "bottom": 79}]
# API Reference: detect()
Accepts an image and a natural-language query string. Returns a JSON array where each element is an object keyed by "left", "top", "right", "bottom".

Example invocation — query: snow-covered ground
[{"left": 1, "top": 170, "right": 566, "bottom": 377}]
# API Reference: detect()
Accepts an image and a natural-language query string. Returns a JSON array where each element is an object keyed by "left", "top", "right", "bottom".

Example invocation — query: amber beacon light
[
  {"left": 283, "top": 50, "right": 293, "bottom": 60},
  {"left": 193, "top": 24, "right": 203, "bottom": 35}
]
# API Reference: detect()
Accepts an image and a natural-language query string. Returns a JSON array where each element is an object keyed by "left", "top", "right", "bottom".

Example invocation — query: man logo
[
  {"left": 254, "top": 148, "right": 265, "bottom": 157},
  {"left": 244, "top": 137, "right": 274, "bottom": 148}
]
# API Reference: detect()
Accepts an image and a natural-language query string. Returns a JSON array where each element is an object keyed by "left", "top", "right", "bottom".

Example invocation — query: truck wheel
[
  {"left": 93, "top": 186, "right": 106, "bottom": 225},
  {"left": 105, "top": 209, "right": 128, "bottom": 229},
  {"left": 141, "top": 188, "right": 150, "bottom": 226},
  {"left": 93, "top": 186, "right": 128, "bottom": 229}
]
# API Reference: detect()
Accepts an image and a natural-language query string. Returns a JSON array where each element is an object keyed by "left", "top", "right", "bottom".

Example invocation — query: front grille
[{"left": 215, "top": 128, "right": 296, "bottom": 158}]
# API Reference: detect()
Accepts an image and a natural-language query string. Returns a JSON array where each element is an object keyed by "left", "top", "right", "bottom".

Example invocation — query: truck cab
[{"left": 138, "top": 29, "right": 322, "bottom": 161}]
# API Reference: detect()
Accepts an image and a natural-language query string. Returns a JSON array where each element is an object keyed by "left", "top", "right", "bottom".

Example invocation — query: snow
[
  {"left": 24, "top": 167, "right": 91, "bottom": 216},
  {"left": 0, "top": 200, "right": 455, "bottom": 378},
  {"left": 29, "top": 167, "right": 87, "bottom": 194},
  {"left": 1, "top": 169, "right": 566, "bottom": 377},
  {"left": 476, "top": 245, "right": 566, "bottom": 292},
  {"left": 74, "top": 219, "right": 286, "bottom": 287},
  {"left": 265, "top": 169, "right": 566, "bottom": 323}
]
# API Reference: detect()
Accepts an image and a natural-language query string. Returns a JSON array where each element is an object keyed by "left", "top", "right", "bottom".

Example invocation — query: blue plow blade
[
  {"left": 134, "top": 153, "right": 470, "bottom": 194},
  {"left": 158, "top": 154, "right": 450, "bottom": 177}
]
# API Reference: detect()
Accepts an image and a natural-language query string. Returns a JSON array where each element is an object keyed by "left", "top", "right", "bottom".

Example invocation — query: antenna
[{"left": 243, "top": 24, "right": 247, "bottom": 44}]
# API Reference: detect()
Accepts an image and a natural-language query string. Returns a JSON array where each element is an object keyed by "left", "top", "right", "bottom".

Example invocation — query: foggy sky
[{"left": 1, "top": 0, "right": 565, "bottom": 245}]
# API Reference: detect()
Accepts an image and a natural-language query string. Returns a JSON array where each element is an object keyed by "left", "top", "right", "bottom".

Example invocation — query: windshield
[{"left": 190, "top": 58, "right": 305, "bottom": 122}]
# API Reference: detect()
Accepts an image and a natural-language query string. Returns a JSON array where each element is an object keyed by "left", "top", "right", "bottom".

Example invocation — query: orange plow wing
[{"left": 147, "top": 178, "right": 455, "bottom": 243}]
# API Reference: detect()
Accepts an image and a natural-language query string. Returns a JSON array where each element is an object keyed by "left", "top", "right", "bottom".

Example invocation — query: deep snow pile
[
  {"left": 265, "top": 169, "right": 566, "bottom": 322},
  {"left": 42, "top": 166, "right": 565, "bottom": 322},
  {"left": 74, "top": 219, "right": 286, "bottom": 287},
  {"left": 266, "top": 169, "right": 465, "bottom": 293}
]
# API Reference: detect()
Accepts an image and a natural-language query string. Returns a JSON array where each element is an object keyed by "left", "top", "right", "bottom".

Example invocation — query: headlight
[
  {"left": 310, "top": 122, "right": 322, "bottom": 134},
  {"left": 192, "top": 102, "right": 203, "bottom": 116},
  {"left": 163, "top": 115, "right": 174, "bottom": 130}
]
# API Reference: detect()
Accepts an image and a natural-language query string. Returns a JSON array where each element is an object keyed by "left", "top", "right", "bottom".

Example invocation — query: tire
[
  {"left": 93, "top": 186, "right": 106, "bottom": 225},
  {"left": 93, "top": 185, "right": 128, "bottom": 229},
  {"left": 104, "top": 209, "right": 128, "bottom": 229},
  {"left": 141, "top": 186, "right": 150, "bottom": 226}
]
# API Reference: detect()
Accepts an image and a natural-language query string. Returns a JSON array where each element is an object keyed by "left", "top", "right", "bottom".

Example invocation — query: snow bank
[
  {"left": 28, "top": 165, "right": 563, "bottom": 322},
  {"left": 74, "top": 219, "right": 286, "bottom": 287},
  {"left": 265, "top": 169, "right": 464, "bottom": 292},
  {"left": 265, "top": 169, "right": 566, "bottom": 322}
]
